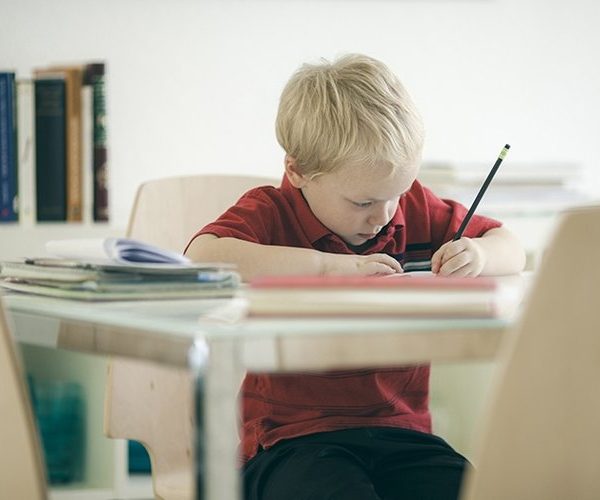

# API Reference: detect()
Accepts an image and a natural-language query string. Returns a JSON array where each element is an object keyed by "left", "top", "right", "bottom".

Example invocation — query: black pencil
[{"left": 452, "top": 144, "right": 510, "bottom": 241}]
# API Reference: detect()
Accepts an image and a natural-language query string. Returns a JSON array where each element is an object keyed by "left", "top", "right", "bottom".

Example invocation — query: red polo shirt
[{"left": 187, "top": 176, "right": 501, "bottom": 463}]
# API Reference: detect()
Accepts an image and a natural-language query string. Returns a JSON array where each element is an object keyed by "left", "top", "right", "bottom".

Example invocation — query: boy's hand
[
  {"left": 323, "top": 253, "right": 403, "bottom": 276},
  {"left": 431, "top": 237, "right": 486, "bottom": 277}
]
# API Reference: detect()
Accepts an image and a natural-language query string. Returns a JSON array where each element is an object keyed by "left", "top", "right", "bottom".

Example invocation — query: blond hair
[{"left": 276, "top": 54, "right": 424, "bottom": 177}]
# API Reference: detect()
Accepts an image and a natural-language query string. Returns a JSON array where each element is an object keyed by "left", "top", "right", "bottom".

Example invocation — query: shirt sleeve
[
  {"left": 421, "top": 183, "right": 503, "bottom": 252},
  {"left": 184, "top": 187, "right": 277, "bottom": 252}
]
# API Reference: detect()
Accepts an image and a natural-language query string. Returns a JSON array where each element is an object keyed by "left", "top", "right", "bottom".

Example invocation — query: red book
[
  {"left": 247, "top": 273, "right": 504, "bottom": 318},
  {"left": 82, "top": 62, "right": 108, "bottom": 222},
  {"left": 251, "top": 274, "right": 496, "bottom": 290}
]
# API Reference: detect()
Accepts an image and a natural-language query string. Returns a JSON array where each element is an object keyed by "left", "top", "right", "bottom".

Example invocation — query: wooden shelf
[{"left": 18, "top": 337, "right": 152, "bottom": 499}]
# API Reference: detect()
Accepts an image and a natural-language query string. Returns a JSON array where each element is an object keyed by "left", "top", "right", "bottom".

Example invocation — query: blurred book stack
[
  {"left": 246, "top": 274, "right": 520, "bottom": 318},
  {"left": 0, "top": 238, "right": 240, "bottom": 300},
  {"left": 418, "top": 161, "right": 591, "bottom": 217}
]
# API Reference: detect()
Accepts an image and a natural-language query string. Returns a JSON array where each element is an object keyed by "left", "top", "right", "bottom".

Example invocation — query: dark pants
[{"left": 244, "top": 428, "right": 468, "bottom": 500}]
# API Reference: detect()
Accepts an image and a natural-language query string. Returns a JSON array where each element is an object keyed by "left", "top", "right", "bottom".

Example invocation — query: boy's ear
[{"left": 284, "top": 155, "right": 308, "bottom": 188}]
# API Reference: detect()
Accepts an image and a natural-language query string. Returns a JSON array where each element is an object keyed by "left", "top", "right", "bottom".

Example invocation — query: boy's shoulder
[
  {"left": 229, "top": 183, "right": 295, "bottom": 217},
  {"left": 238, "top": 183, "right": 284, "bottom": 205},
  {"left": 403, "top": 179, "right": 437, "bottom": 207}
]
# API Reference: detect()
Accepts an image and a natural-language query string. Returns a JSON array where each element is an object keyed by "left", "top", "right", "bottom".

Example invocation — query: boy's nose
[{"left": 367, "top": 204, "right": 391, "bottom": 227}]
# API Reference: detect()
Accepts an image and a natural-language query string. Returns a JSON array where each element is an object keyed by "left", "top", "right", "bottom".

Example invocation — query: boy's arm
[
  {"left": 431, "top": 226, "right": 526, "bottom": 277},
  {"left": 186, "top": 234, "right": 403, "bottom": 281}
]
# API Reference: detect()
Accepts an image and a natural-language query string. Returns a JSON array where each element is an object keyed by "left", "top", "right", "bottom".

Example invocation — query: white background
[{"left": 2, "top": 0, "right": 599, "bottom": 226}]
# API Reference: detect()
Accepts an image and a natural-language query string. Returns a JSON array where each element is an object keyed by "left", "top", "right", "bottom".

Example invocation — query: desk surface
[
  {"left": 2, "top": 278, "right": 526, "bottom": 500},
  {"left": 3, "top": 288, "right": 517, "bottom": 370}
]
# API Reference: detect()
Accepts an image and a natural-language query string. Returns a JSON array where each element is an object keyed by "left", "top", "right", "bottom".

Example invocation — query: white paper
[{"left": 45, "top": 238, "right": 191, "bottom": 265}]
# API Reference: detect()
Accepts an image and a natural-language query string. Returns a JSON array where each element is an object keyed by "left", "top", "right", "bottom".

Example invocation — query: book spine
[
  {"left": 0, "top": 72, "right": 18, "bottom": 222},
  {"left": 80, "top": 85, "right": 93, "bottom": 224},
  {"left": 36, "top": 66, "right": 85, "bottom": 222},
  {"left": 35, "top": 78, "right": 67, "bottom": 221},
  {"left": 84, "top": 63, "right": 108, "bottom": 222},
  {"left": 16, "top": 79, "right": 36, "bottom": 225},
  {"left": 64, "top": 68, "right": 84, "bottom": 222}
]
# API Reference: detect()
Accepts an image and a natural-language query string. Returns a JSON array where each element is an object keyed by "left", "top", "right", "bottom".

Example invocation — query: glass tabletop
[{"left": 3, "top": 290, "right": 512, "bottom": 341}]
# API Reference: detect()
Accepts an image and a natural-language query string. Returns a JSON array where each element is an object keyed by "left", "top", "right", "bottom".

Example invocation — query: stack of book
[
  {"left": 418, "top": 161, "right": 590, "bottom": 216},
  {"left": 0, "top": 61, "right": 107, "bottom": 224},
  {"left": 0, "top": 238, "right": 240, "bottom": 301},
  {"left": 246, "top": 274, "right": 519, "bottom": 318}
]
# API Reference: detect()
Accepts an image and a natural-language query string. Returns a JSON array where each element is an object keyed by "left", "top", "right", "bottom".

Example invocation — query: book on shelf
[
  {"left": 80, "top": 81, "right": 93, "bottom": 224},
  {"left": 0, "top": 71, "right": 18, "bottom": 222},
  {"left": 82, "top": 62, "right": 108, "bottom": 222},
  {"left": 0, "top": 60, "right": 108, "bottom": 224},
  {"left": 246, "top": 274, "right": 513, "bottom": 318},
  {"left": 34, "top": 65, "right": 84, "bottom": 222},
  {"left": 0, "top": 237, "right": 240, "bottom": 301},
  {"left": 34, "top": 76, "right": 67, "bottom": 221},
  {"left": 16, "top": 79, "right": 36, "bottom": 225}
]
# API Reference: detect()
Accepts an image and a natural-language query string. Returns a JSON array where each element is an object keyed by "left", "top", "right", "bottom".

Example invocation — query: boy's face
[{"left": 287, "top": 159, "right": 418, "bottom": 247}]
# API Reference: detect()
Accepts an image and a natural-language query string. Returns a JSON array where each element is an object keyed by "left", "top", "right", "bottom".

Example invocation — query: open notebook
[{"left": 45, "top": 237, "right": 191, "bottom": 265}]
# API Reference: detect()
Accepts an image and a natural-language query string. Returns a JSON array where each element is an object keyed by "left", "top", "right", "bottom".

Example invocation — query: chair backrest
[
  {"left": 126, "top": 173, "right": 280, "bottom": 252},
  {"left": 105, "top": 174, "right": 279, "bottom": 499},
  {"left": 461, "top": 205, "right": 600, "bottom": 500},
  {"left": 0, "top": 297, "right": 47, "bottom": 499}
]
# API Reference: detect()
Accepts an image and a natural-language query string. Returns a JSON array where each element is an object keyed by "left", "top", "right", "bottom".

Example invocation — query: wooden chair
[
  {"left": 461, "top": 205, "right": 600, "bottom": 500},
  {"left": 103, "top": 174, "right": 279, "bottom": 500},
  {"left": 0, "top": 297, "right": 48, "bottom": 499}
]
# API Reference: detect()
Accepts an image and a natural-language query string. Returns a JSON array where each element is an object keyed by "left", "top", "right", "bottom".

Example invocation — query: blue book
[
  {"left": 35, "top": 76, "right": 67, "bottom": 221},
  {"left": 0, "top": 72, "right": 18, "bottom": 222}
]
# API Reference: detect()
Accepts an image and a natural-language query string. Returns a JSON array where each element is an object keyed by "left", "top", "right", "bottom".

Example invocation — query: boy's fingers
[
  {"left": 438, "top": 251, "right": 470, "bottom": 276},
  {"left": 375, "top": 254, "right": 403, "bottom": 273},
  {"left": 360, "top": 255, "right": 403, "bottom": 275},
  {"left": 441, "top": 241, "right": 465, "bottom": 261},
  {"left": 367, "top": 262, "right": 398, "bottom": 275},
  {"left": 434, "top": 241, "right": 466, "bottom": 271}
]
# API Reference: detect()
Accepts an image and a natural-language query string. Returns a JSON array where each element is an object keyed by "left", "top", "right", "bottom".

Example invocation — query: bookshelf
[
  {"left": 1, "top": 58, "right": 152, "bottom": 498},
  {"left": 20, "top": 345, "right": 154, "bottom": 500}
]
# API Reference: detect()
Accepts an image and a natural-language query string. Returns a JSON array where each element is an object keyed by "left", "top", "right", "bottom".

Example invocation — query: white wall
[{"left": 2, "top": 0, "right": 599, "bottom": 227}]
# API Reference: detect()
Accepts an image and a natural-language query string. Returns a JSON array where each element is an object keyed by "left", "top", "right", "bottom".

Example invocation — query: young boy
[{"left": 185, "top": 54, "right": 525, "bottom": 500}]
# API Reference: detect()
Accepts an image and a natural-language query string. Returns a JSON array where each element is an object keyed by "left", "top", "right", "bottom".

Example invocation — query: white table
[{"left": 3, "top": 289, "right": 518, "bottom": 499}]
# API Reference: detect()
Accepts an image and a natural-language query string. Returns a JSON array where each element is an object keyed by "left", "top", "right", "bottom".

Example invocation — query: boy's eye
[{"left": 352, "top": 201, "right": 373, "bottom": 208}]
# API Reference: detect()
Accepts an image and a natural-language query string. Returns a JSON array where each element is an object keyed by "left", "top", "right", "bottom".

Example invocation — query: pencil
[{"left": 452, "top": 144, "right": 510, "bottom": 241}]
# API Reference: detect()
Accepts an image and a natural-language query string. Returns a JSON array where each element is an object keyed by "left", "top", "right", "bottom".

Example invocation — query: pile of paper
[{"left": 0, "top": 238, "right": 239, "bottom": 301}]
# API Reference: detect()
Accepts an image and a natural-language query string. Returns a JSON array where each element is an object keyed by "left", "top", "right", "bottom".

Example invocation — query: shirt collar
[
  {"left": 280, "top": 175, "right": 332, "bottom": 244},
  {"left": 389, "top": 191, "right": 407, "bottom": 229}
]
